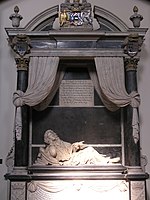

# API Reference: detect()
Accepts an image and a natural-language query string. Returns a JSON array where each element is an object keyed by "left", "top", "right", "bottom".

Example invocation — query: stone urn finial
[
  {"left": 9, "top": 6, "right": 23, "bottom": 28},
  {"left": 130, "top": 6, "right": 143, "bottom": 28}
]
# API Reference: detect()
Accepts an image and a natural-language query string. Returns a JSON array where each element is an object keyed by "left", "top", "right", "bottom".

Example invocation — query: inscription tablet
[{"left": 59, "top": 80, "right": 94, "bottom": 107}]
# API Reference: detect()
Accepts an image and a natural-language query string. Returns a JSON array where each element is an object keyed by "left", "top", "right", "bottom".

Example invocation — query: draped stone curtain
[
  {"left": 28, "top": 180, "right": 126, "bottom": 194},
  {"left": 93, "top": 57, "right": 140, "bottom": 143},
  {"left": 13, "top": 56, "right": 61, "bottom": 140},
  {"left": 34, "top": 67, "right": 65, "bottom": 111},
  {"left": 13, "top": 56, "right": 60, "bottom": 107},
  {"left": 13, "top": 56, "right": 140, "bottom": 143}
]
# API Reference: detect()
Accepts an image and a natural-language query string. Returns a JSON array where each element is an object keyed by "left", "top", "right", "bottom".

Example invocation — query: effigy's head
[{"left": 44, "top": 130, "right": 58, "bottom": 144}]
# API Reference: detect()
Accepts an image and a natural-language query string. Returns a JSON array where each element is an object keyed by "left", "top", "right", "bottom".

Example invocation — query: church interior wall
[{"left": 0, "top": 0, "right": 150, "bottom": 199}]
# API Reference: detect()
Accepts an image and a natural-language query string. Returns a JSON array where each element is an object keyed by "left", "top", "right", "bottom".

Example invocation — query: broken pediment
[{"left": 8, "top": 0, "right": 134, "bottom": 32}]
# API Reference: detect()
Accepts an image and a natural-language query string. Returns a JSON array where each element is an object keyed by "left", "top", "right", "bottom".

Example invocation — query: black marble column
[
  {"left": 124, "top": 57, "right": 141, "bottom": 166},
  {"left": 15, "top": 57, "right": 30, "bottom": 166}
]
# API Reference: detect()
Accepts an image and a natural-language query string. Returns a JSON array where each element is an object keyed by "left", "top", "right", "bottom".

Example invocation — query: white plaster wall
[{"left": 0, "top": 0, "right": 149, "bottom": 199}]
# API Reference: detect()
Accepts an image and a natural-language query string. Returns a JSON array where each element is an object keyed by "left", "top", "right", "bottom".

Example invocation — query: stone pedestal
[{"left": 7, "top": 166, "right": 148, "bottom": 200}]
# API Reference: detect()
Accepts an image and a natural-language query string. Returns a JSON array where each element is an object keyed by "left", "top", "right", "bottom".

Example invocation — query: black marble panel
[
  {"left": 32, "top": 107, "right": 121, "bottom": 145},
  {"left": 57, "top": 41, "right": 96, "bottom": 48},
  {"left": 96, "top": 39, "right": 122, "bottom": 49},
  {"left": 31, "top": 40, "right": 57, "bottom": 49},
  {"left": 32, "top": 147, "right": 40, "bottom": 164},
  {"left": 31, "top": 62, "right": 122, "bottom": 165},
  {"left": 31, "top": 39, "right": 123, "bottom": 49},
  {"left": 63, "top": 67, "right": 90, "bottom": 80}
]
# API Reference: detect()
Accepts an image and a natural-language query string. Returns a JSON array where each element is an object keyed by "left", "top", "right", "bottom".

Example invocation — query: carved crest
[{"left": 59, "top": 0, "right": 93, "bottom": 29}]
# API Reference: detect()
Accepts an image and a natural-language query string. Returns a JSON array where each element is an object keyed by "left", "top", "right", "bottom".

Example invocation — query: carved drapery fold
[
  {"left": 13, "top": 56, "right": 60, "bottom": 107},
  {"left": 34, "top": 67, "right": 65, "bottom": 111},
  {"left": 13, "top": 56, "right": 60, "bottom": 140},
  {"left": 93, "top": 57, "right": 140, "bottom": 143},
  {"left": 13, "top": 56, "right": 140, "bottom": 143},
  {"left": 27, "top": 180, "right": 128, "bottom": 199},
  {"left": 28, "top": 180, "right": 128, "bottom": 193},
  {"left": 94, "top": 57, "right": 140, "bottom": 110}
]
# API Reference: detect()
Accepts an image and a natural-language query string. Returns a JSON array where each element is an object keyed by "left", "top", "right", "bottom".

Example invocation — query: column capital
[
  {"left": 15, "top": 57, "right": 30, "bottom": 71},
  {"left": 124, "top": 57, "right": 139, "bottom": 71}
]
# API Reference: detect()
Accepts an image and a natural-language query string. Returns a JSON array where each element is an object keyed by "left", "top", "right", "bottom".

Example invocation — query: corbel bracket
[
  {"left": 8, "top": 34, "right": 32, "bottom": 57},
  {"left": 122, "top": 33, "right": 143, "bottom": 58}
]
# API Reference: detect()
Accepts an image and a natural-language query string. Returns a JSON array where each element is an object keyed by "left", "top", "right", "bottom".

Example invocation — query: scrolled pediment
[{"left": 24, "top": 5, "right": 59, "bottom": 31}]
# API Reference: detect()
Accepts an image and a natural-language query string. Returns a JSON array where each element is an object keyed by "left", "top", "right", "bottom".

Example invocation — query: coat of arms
[{"left": 59, "top": 0, "right": 93, "bottom": 29}]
